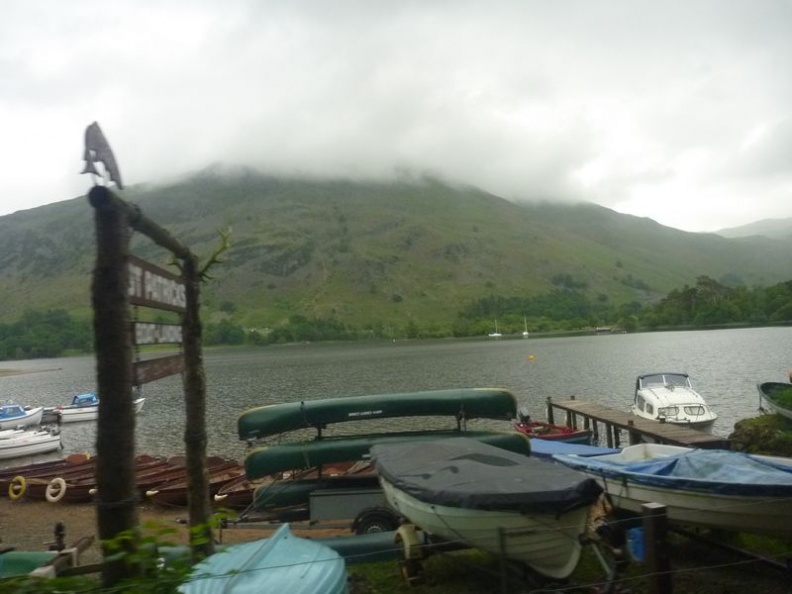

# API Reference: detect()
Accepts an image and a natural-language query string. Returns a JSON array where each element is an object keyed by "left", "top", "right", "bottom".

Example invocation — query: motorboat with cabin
[{"left": 631, "top": 372, "right": 717, "bottom": 428}]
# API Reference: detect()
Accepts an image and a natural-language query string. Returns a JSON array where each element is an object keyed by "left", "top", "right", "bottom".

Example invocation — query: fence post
[{"left": 643, "top": 502, "right": 672, "bottom": 594}]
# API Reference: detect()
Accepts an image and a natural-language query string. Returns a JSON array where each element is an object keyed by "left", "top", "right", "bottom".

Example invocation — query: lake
[{"left": 1, "top": 326, "right": 791, "bottom": 469}]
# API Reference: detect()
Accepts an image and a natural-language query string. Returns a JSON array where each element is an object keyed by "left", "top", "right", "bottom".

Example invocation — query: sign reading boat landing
[
  {"left": 133, "top": 323, "right": 183, "bottom": 346},
  {"left": 128, "top": 255, "right": 186, "bottom": 313}
]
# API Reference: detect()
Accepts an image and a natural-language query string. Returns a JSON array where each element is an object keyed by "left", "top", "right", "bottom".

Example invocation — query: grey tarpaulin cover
[{"left": 371, "top": 437, "right": 602, "bottom": 515}]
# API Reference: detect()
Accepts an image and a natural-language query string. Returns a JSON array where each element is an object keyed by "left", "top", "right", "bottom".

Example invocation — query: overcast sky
[{"left": 2, "top": 1, "right": 790, "bottom": 232}]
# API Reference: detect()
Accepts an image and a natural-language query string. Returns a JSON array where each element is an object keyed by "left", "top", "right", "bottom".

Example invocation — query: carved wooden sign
[
  {"left": 128, "top": 255, "right": 186, "bottom": 313},
  {"left": 133, "top": 354, "right": 186, "bottom": 385}
]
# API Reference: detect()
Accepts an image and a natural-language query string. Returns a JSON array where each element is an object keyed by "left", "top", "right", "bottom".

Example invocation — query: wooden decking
[{"left": 545, "top": 396, "right": 731, "bottom": 449}]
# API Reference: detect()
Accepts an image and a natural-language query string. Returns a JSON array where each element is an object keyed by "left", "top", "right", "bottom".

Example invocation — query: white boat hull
[
  {"left": 380, "top": 478, "right": 589, "bottom": 580},
  {"left": 57, "top": 397, "right": 145, "bottom": 423},
  {"left": 0, "top": 407, "right": 43, "bottom": 430},
  {"left": 0, "top": 430, "right": 62, "bottom": 460},
  {"left": 557, "top": 443, "right": 792, "bottom": 539},
  {"left": 597, "top": 476, "right": 792, "bottom": 538}
]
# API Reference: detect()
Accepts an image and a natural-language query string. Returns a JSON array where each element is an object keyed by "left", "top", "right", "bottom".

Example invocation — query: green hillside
[{"left": 1, "top": 169, "right": 791, "bottom": 333}]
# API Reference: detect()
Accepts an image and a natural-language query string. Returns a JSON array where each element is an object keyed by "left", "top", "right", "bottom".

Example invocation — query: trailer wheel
[{"left": 353, "top": 508, "right": 400, "bottom": 535}]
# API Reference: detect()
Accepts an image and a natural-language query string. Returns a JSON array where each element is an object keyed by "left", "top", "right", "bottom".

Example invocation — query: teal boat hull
[
  {"left": 237, "top": 388, "right": 518, "bottom": 440},
  {"left": 178, "top": 524, "right": 348, "bottom": 594},
  {"left": 244, "top": 430, "right": 530, "bottom": 479}
]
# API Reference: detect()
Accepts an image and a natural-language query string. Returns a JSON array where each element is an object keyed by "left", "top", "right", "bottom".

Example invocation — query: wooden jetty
[{"left": 545, "top": 396, "right": 730, "bottom": 449}]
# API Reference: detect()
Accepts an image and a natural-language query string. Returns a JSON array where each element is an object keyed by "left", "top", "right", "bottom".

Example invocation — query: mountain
[
  {"left": 1, "top": 169, "right": 791, "bottom": 330},
  {"left": 716, "top": 218, "right": 792, "bottom": 240}
]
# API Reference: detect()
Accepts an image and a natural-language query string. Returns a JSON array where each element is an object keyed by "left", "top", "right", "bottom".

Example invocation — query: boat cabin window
[
  {"left": 664, "top": 374, "right": 690, "bottom": 387},
  {"left": 658, "top": 406, "right": 678, "bottom": 418},
  {"left": 645, "top": 403, "right": 654, "bottom": 415},
  {"left": 641, "top": 375, "right": 665, "bottom": 387},
  {"left": 72, "top": 393, "right": 99, "bottom": 406},
  {"left": 683, "top": 405, "right": 705, "bottom": 416}
]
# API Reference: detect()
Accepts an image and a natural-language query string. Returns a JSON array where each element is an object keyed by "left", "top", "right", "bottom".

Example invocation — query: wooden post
[
  {"left": 181, "top": 255, "right": 214, "bottom": 559},
  {"left": 628, "top": 419, "right": 642, "bottom": 445},
  {"left": 546, "top": 397, "right": 555, "bottom": 424},
  {"left": 643, "top": 502, "right": 672, "bottom": 594},
  {"left": 89, "top": 185, "right": 215, "bottom": 566},
  {"left": 89, "top": 187, "right": 139, "bottom": 587}
]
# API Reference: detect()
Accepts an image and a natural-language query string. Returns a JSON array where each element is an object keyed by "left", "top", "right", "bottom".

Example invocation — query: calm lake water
[{"left": 2, "top": 327, "right": 791, "bottom": 469}]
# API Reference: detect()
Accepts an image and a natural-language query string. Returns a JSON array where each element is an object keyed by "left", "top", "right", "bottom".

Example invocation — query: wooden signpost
[{"left": 89, "top": 183, "right": 215, "bottom": 586}]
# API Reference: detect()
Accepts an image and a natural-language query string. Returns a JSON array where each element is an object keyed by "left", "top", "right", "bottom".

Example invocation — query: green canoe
[
  {"left": 238, "top": 388, "right": 518, "bottom": 441},
  {"left": 244, "top": 430, "right": 530, "bottom": 479},
  {"left": 253, "top": 474, "right": 381, "bottom": 511}
]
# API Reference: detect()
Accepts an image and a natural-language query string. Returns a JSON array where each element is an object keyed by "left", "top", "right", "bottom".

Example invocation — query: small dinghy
[
  {"left": 178, "top": 523, "right": 348, "bottom": 594},
  {"left": 371, "top": 437, "right": 603, "bottom": 580}
]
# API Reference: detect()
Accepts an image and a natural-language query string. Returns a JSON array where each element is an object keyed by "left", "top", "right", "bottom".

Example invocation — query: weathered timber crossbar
[{"left": 545, "top": 395, "right": 730, "bottom": 449}]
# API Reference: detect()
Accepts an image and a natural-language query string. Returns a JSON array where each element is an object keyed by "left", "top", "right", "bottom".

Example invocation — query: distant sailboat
[
  {"left": 522, "top": 315, "right": 530, "bottom": 338},
  {"left": 488, "top": 320, "right": 502, "bottom": 339}
]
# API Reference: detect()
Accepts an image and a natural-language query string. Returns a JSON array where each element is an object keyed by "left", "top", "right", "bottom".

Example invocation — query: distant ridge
[
  {"left": 716, "top": 218, "right": 792, "bottom": 240},
  {"left": 1, "top": 169, "right": 791, "bottom": 330}
]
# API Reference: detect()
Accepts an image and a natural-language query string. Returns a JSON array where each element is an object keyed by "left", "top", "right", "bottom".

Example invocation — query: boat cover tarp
[
  {"left": 178, "top": 524, "right": 348, "bottom": 594},
  {"left": 529, "top": 439, "right": 619, "bottom": 459},
  {"left": 371, "top": 437, "right": 602, "bottom": 515},
  {"left": 554, "top": 449, "right": 792, "bottom": 497}
]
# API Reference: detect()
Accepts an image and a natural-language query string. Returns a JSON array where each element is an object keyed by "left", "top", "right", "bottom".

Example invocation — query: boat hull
[
  {"left": 514, "top": 421, "right": 592, "bottom": 444},
  {"left": 146, "top": 460, "right": 243, "bottom": 507},
  {"left": 555, "top": 444, "right": 792, "bottom": 538},
  {"left": 244, "top": 430, "right": 531, "bottom": 480},
  {"left": 179, "top": 524, "right": 348, "bottom": 594},
  {"left": 594, "top": 475, "right": 792, "bottom": 538},
  {"left": 253, "top": 473, "right": 380, "bottom": 511},
  {"left": 0, "top": 407, "right": 44, "bottom": 431},
  {"left": 380, "top": 478, "right": 589, "bottom": 580},
  {"left": 56, "top": 397, "right": 145, "bottom": 423},
  {"left": 237, "top": 388, "right": 518, "bottom": 440},
  {"left": 0, "top": 430, "right": 61, "bottom": 460},
  {"left": 758, "top": 382, "right": 792, "bottom": 421}
]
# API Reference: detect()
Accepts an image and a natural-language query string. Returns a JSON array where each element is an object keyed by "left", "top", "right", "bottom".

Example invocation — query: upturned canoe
[
  {"left": 244, "top": 429, "right": 530, "bottom": 480},
  {"left": 237, "top": 388, "right": 518, "bottom": 440}
]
